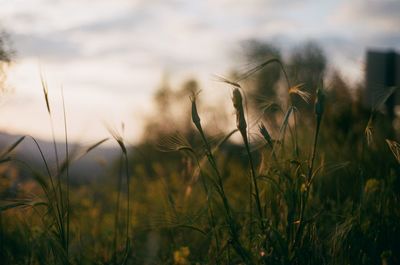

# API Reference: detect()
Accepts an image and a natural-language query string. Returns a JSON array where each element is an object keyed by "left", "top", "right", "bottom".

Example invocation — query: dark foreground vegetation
[{"left": 0, "top": 41, "right": 399, "bottom": 264}]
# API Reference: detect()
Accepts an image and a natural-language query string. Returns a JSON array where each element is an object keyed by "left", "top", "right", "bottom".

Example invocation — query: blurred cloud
[
  {"left": 12, "top": 33, "right": 81, "bottom": 60},
  {"left": 332, "top": 0, "right": 400, "bottom": 32}
]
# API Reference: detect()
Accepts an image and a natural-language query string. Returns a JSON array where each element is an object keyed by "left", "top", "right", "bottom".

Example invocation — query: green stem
[
  {"left": 292, "top": 115, "right": 321, "bottom": 255},
  {"left": 61, "top": 88, "right": 70, "bottom": 261},
  {"left": 243, "top": 137, "right": 263, "bottom": 222},
  {"left": 197, "top": 127, "right": 253, "bottom": 264}
]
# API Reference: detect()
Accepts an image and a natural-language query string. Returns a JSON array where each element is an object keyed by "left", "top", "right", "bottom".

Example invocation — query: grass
[{"left": 0, "top": 59, "right": 399, "bottom": 264}]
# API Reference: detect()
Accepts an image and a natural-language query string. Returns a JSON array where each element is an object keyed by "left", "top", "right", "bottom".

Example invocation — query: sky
[{"left": 0, "top": 0, "right": 399, "bottom": 144}]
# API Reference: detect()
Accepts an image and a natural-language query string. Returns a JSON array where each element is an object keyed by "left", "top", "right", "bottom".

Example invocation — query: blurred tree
[
  {"left": 0, "top": 30, "right": 13, "bottom": 91},
  {"left": 143, "top": 75, "right": 200, "bottom": 142},
  {"left": 144, "top": 74, "right": 174, "bottom": 141},
  {"left": 288, "top": 41, "right": 326, "bottom": 112},
  {"left": 324, "top": 71, "right": 355, "bottom": 137},
  {"left": 242, "top": 40, "right": 282, "bottom": 101},
  {"left": 238, "top": 40, "right": 283, "bottom": 133}
]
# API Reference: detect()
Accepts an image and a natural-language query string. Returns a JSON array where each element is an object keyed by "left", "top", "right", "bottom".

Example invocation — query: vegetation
[{"left": 0, "top": 40, "right": 399, "bottom": 264}]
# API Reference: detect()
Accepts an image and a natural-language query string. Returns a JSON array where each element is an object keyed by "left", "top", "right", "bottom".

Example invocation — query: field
[{"left": 0, "top": 58, "right": 400, "bottom": 265}]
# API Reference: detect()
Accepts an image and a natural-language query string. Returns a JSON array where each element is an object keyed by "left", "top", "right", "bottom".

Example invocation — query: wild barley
[
  {"left": 315, "top": 84, "right": 325, "bottom": 121},
  {"left": 232, "top": 88, "right": 247, "bottom": 138},
  {"left": 61, "top": 87, "right": 70, "bottom": 260},
  {"left": 289, "top": 83, "right": 311, "bottom": 104},
  {"left": 259, "top": 123, "right": 273, "bottom": 149},
  {"left": 107, "top": 124, "right": 131, "bottom": 263},
  {"left": 190, "top": 92, "right": 202, "bottom": 133},
  {"left": 232, "top": 87, "right": 263, "bottom": 230},
  {"left": 386, "top": 139, "right": 400, "bottom": 164},
  {"left": 259, "top": 122, "right": 277, "bottom": 162},
  {"left": 310, "top": 83, "right": 325, "bottom": 180},
  {"left": 191, "top": 92, "right": 253, "bottom": 264},
  {"left": 293, "top": 81, "right": 325, "bottom": 253}
]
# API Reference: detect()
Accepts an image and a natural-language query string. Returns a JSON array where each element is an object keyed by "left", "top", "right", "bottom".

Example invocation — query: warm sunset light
[{"left": 0, "top": 1, "right": 399, "bottom": 264}]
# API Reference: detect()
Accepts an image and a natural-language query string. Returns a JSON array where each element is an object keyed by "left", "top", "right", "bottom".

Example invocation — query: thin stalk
[
  {"left": 124, "top": 151, "right": 130, "bottom": 250},
  {"left": 191, "top": 94, "right": 253, "bottom": 264},
  {"left": 113, "top": 155, "right": 124, "bottom": 264},
  {"left": 292, "top": 85, "right": 324, "bottom": 254},
  {"left": 308, "top": 115, "right": 322, "bottom": 182},
  {"left": 121, "top": 151, "right": 131, "bottom": 265},
  {"left": 107, "top": 125, "right": 130, "bottom": 263},
  {"left": 198, "top": 126, "right": 253, "bottom": 264},
  {"left": 41, "top": 75, "right": 64, "bottom": 229},
  {"left": 30, "top": 137, "right": 64, "bottom": 238},
  {"left": 243, "top": 136, "right": 263, "bottom": 223},
  {"left": 249, "top": 166, "right": 253, "bottom": 245},
  {"left": 61, "top": 88, "right": 70, "bottom": 260},
  {"left": 49, "top": 116, "right": 64, "bottom": 216},
  {"left": 0, "top": 214, "right": 2, "bottom": 259},
  {"left": 193, "top": 157, "right": 221, "bottom": 261}
]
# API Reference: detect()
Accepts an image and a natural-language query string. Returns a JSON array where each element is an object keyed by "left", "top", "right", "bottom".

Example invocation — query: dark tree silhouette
[
  {"left": 288, "top": 41, "right": 326, "bottom": 112},
  {"left": 242, "top": 40, "right": 282, "bottom": 101},
  {"left": 0, "top": 30, "right": 13, "bottom": 91}
]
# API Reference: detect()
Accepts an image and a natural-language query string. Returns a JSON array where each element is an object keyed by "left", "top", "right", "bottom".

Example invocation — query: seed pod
[
  {"left": 40, "top": 73, "right": 51, "bottom": 115},
  {"left": 190, "top": 95, "right": 202, "bottom": 132},
  {"left": 314, "top": 85, "right": 325, "bottom": 118},
  {"left": 259, "top": 123, "right": 273, "bottom": 148},
  {"left": 232, "top": 88, "right": 247, "bottom": 138}
]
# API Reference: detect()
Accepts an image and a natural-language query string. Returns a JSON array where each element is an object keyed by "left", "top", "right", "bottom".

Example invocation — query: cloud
[
  {"left": 332, "top": 0, "right": 400, "bottom": 34},
  {"left": 12, "top": 33, "right": 81, "bottom": 61}
]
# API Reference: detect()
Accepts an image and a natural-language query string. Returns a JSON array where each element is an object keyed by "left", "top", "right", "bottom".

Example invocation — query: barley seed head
[
  {"left": 190, "top": 92, "right": 201, "bottom": 130},
  {"left": 232, "top": 88, "right": 247, "bottom": 137},
  {"left": 315, "top": 83, "right": 325, "bottom": 117}
]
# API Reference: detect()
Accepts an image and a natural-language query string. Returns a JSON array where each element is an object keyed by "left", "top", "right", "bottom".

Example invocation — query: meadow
[{"left": 0, "top": 56, "right": 399, "bottom": 265}]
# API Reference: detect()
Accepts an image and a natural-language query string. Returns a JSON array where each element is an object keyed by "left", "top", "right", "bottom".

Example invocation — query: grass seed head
[
  {"left": 289, "top": 83, "right": 311, "bottom": 103},
  {"left": 386, "top": 139, "right": 400, "bottom": 163},
  {"left": 190, "top": 92, "right": 201, "bottom": 131},
  {"left": 106, "top": 124, "right": 127, "bottom": 154},
  {"left": 40, "top": 73, "right": 51, "bottom": 115},
  {"left": 365, "top": 116, "right": 374, "bottom": 147},
  {"left": 258, "top": 123, "right": 273, "bottom": 147},
  {"left": 232, "top": 88, "right": 247, "bottom": 137},
  {"left": 315, "top": 83, "right": 325, "bottom": 117}
]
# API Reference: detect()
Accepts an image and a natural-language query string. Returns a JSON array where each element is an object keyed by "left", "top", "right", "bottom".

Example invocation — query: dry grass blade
[
  {"left": 364, "top": 85, "right": 396, "bottom": 148},
  {"left": 311, "top": 161, "right": 350, "bottom": 184},
  {"left": 1, "top": 135, "right": 25, "bottom": 157},
  {"left": 289, "top": 83, "right": 311, "bottom": 103},
  {"left": 256, "top": 97, "right": 282, "bottom": 115},
  {"left": 106, "top": 124, "right": 127, "bottom": 154},
  {"left": 278, "top": 106, "right": 294, "bottom": 141},
  {"left": 40, "top": 72, "right": 51, "bottom": 115},
  {"left": 259, "top": 123, "right": 273, "bottom": 148},
  {"left": 371, "top": 85, "right": 397, "bottom": 111},
  {"left": 386, "top": 139, "right": 400, "bottom": 163},
  {"left": 365, "top": 116, "right": 374, "bottom": 147},
  {"left": 0, "top": 157, "right": 11, "bottom": 164},
  {"left": 157, "top": 133, "right": 194, "bottom": 153},
  {"left": 0, "top": 199, "right": 47, "bottom": 212},
  {"left": 234, "top": 58, "right": 284, "bottom": 83},
  {"left": 214, "top": 75, "right": 241, "bottom": 88},
  {"left": 85, "top": 138, "right": 109, "bottom": 154}
]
